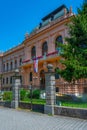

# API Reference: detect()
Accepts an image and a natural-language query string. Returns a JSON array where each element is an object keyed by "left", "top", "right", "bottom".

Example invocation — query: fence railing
[{"left": 55, "top": 82, "right": 87, "bottom": 108}]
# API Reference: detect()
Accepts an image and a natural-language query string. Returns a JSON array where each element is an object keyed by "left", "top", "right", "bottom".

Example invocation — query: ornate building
[{"left": 0, "top": 5, "right": 74, "bottom": 91}]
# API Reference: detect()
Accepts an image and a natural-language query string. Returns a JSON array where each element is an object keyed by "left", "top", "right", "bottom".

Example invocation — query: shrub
[
  {"left": 32, "top": 89, "right": 40, "bottom": 99},
  {"left": 20, "top": 89, "right": 30, "bottom": 100},
  {"left": 20, "top": 89, "right": 26, "bottom": 100},
  {"left": 3, "top": 91, "right": 12, "bottom": 101}
]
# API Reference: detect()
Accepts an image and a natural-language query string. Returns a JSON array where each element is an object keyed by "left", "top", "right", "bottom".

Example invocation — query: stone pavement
[{"left": 0, "top": 107, "right": 87, "bottom": 130}]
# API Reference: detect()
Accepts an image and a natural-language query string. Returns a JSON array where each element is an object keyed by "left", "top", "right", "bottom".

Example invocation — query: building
[
  {"left": 0, "top": 5, "right": 74, "bottom": 91},
  {"left": 0, "top": 44, "right": 24, "bottom": 90},
  {"left": 21, "top": 5, "right": 74, "bottom": 89}
]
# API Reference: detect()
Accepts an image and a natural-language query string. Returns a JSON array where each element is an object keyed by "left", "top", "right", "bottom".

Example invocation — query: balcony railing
[
  {"left": 46, "top": 50, "right": 58, "bottom": 57},
  {"left": 22, "top": 50, "right": 59, "bottom": 66},
  {"left": 22, "top": 59, "right": 30, "bottom": 63}
]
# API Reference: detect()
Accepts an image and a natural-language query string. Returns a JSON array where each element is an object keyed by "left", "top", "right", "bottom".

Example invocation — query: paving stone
[{"left": 0, "top": 107, "right": 87, "bottom": 130}]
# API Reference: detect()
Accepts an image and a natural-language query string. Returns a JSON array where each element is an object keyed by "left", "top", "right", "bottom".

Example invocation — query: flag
[{"left": 34, "top": 59, "right": 38, "bottom": 73}]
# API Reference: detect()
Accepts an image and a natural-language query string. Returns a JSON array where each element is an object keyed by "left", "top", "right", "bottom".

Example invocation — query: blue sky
[{"left": 0, "top": 0, "right": 83, "bottom": 52}]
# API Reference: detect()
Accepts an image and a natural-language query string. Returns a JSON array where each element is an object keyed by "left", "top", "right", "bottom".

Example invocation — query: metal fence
[
  {"left": 55, "top": 82, "right": 87, "bottom": 108},
  {"left": 19, "top": 82, "right": 87, "bottom": 109}
]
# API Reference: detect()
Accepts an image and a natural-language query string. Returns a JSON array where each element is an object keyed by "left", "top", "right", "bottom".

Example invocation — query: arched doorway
[{"left": 40, "top": 70, "right": 45, "bottom": 90}]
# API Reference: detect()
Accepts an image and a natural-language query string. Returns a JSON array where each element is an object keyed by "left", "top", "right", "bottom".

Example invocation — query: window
[
  {"left": 84, "top": 87, "right": 87, "bottom": 94},
  {"left": 20, "top": 76, "right": 22, "bottom": 83},
  {"left": 10, "top": 62, "right": 13, "bottom": 70},
  {"left": 3, "top": 64, "right": 5, "bottom": 72},
  {"left": 55, "top": 68, "right": 60, "bottom": 79},
  {"left": 6, "top": 77, "right": 8, "bottom": 84},
  {"left": 30, "top": 72, "right": 32, "bottom": 81},
  {"left": 55, "top": 35, "right": 63, "bottom": 51},
  {"left": 56, "top": 87, "right": 59, "bottom": 92},
  {"left": 42, "top": 41, "right": 48, "bottom": 56},
  {"left": 19, "top": 58, "right": 22, "bottom": 66},
  {"left": 3, "top": 78, "right": 5, "bottom": 84},
  {"left": 7, "top": 63, "right": 9, "bottom": 71},
  {"left": 15, "top": 60, "right": 17, "bottom": 69},
  {"left": 31, "top": 46, "right": 36, "bottom": 59},
  {"left": 10, "top": 76, "right": 12, "bottom": 84}
]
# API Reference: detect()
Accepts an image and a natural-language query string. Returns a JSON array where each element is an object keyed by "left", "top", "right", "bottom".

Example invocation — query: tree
[{"left": 56, "top": 2, "right": 87, "bottom": 83}]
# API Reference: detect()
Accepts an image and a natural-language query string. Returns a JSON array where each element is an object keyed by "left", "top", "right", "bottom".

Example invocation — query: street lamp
[
  {"left": 0, "top": 74, "right": 3, "bottom": 91},
  {"left": 29, "top": 83, "right": 32, "bottom": 110}
]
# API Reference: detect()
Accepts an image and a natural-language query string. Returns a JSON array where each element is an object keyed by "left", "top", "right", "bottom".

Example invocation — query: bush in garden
[
  {"left": 3, "top": 91, "right": 12, "bottom": 101},
  {"left": 20, "top": 89, "right": 30, "bottom": 100},
  {"left": 32, "top": 89, "right": 40, "bottom": 99},
  {"left": 27, "top": 90, "right": 31, "bottom": 98},
  {"left": 20, "top": 89, "right": 27, "bottom": 100}
]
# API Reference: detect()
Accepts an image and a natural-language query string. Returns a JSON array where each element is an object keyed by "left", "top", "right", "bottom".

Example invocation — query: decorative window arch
[
  {"left": 42, "top": 41, "right": 48, "bottom": 56},
  {"left": 55, "top": 35, "right": 63, "bottom": 49},
  {"left": 31, "top": 46, "right": 36, "bottom": 59}
]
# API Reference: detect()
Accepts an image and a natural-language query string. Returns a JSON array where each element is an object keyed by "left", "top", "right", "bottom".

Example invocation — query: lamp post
[
  {"left": 29, "top": 83, "right": 32, "bottom": 110},
  {"left": 0, "top": 74, "right": 3, "bottom": 91}
]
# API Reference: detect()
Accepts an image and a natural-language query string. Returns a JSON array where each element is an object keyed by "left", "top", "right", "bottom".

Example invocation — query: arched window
[
  {"left": 55, "top": 35, "right": 63, "bottom": 50},
  {"left": 31, "top": 46, "right": 36, "bottom": 59},
  {"left": 42, "top": 41, "right": 48, "bottom": 56}
]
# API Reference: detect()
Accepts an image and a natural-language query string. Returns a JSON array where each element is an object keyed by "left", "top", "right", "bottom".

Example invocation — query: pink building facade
[{"left": 21, "top": 5, "right": 73, "bottom": 89}]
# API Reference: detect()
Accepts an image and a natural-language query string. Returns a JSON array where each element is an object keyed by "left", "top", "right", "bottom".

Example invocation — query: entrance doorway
[{"left": 40, "top": 70, "right": 45, "bottom": 90}]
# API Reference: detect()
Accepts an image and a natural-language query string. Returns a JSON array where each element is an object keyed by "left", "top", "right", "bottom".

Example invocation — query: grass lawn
[
  {"left": 21, "top": 98, "right": 87, "bottom": 108},
  {"left": 20, "top": 98, "right": 46, "bottom": 105},
  {"left": 60, "top": 101, "right": 87, "bottom": 108}
]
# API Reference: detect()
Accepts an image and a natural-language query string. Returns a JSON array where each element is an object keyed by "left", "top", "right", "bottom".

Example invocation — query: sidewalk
[{"left": 0, "top": 107, "right": 87, "bottom": 130}]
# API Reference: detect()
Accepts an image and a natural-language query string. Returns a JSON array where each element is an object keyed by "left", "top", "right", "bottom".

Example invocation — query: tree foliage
[{"left": 57, "top": 2, "right": 87, "bottom": 82}]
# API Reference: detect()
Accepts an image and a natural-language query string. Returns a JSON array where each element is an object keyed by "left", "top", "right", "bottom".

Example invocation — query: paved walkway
[{"left": 0, "top": 107, "right": 87, "bottom": 130}]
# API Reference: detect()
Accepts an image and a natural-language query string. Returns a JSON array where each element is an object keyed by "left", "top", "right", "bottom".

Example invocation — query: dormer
[{"left": 41, "top": 4, "right": 69, "bottom": 27}]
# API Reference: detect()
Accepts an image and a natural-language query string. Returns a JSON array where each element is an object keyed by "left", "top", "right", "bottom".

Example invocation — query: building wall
[
  {"left": 1, "top": 44, "right": 24, "bottom": 90},
  {"left": 21, "top": 7, "right": 73, "bottom": 89}
]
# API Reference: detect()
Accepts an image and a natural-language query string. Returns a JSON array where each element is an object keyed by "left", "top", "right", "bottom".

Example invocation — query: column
[
  {"left": 44, "top": 64, "right": 56, "bottom": 115},
  {"left": 11, "top": 71, "right": 21, "bottom": 109}
]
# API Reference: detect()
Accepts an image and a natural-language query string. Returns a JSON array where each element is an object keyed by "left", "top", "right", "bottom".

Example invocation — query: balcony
[
  {"left": 2, "top": 67, "right": 19, "bottom": 73},
  {"left": 22, "top": 50, "right": 60, "bottom": 66}
]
